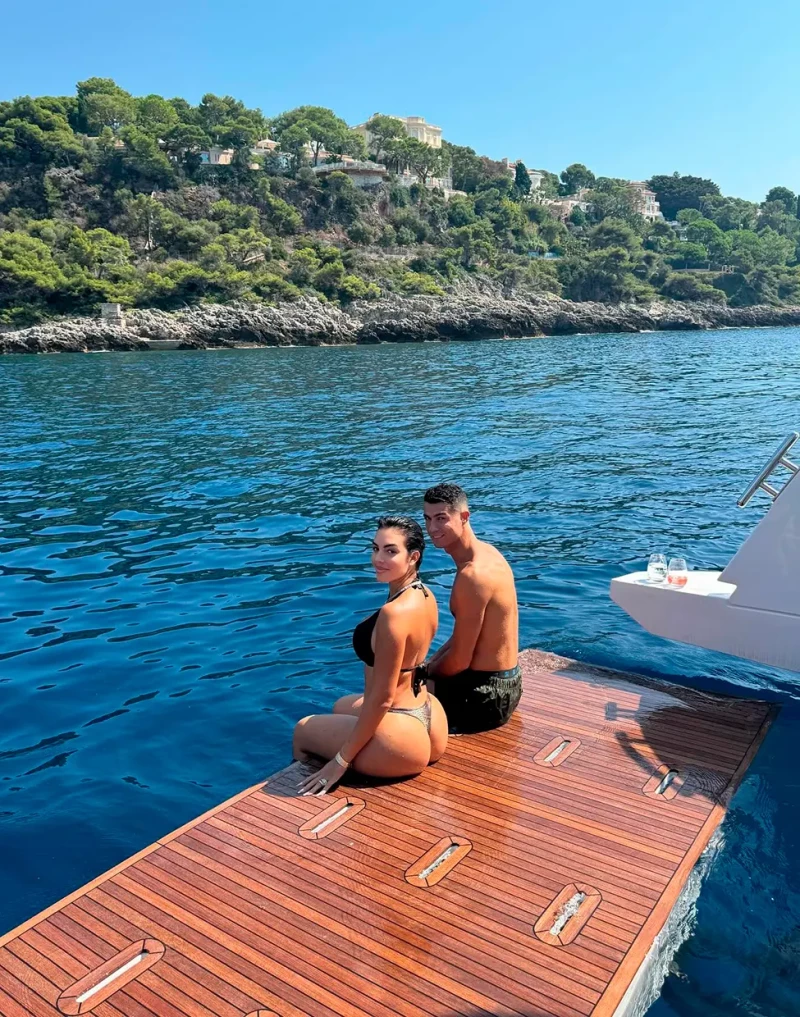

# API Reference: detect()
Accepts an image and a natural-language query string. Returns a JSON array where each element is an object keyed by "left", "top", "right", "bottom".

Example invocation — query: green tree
[
  {"left": 162, "top": 123, "right": 211, "bottom": 162},
  {"left": 585, "top": 178, "right": 642, "bottom": 226},
  {"left": 447, "top": 196, "right": 476, "bottom": 227},
  {"left": 97, "top": 126, "right": 176, "bottom": 191},
  {"left": 405, "top": 138, "right": 448, "bottom": 186},
  {"left": 114, "top": 195, "right": 171, "bottom": 256},
  {"left": 559, "top": 163, "right": 595, "bottom": 195},
  {"left": 537, "top": 171, "right": 561, "bottom": 198},
  {"left": 569, "top": 206, "right": 588, "bottom": 227},
  {"left": 685, "top": 218, "right": 731, "bottom": 264},
  {"left": 647, "top": 172, "right": 721, "bottom": 220},
  {"left": 135, "top": 95, "right": 179, "bottom": 138},
  {"left": 450, "top": 221, "right": 496, "bottom": 267},
  {"left": 713, "top": 267, "right": 800, "bottom": 307},
  {"left": 558, "top": 247, "right": 645, "bottom": 302},
  {"left": 700, "top": 195, "right": 758, "bottom": 232},
  {"left": 209, "top": 199, "right": 260, "bottom": 232},
  {"left": 764, "top": 186, "right": 797, "bottom": 216},
  {"left": 252, "top": 178, "right": 302, "bottom": 235},
  {"left": 442, "top": 141, "right": 484, "bottom": 193},
  {"left": 66, "top": 227, "right": 133, "bottom": 278},
  {"left": 364, "top": 114, "right": 407, "bottom": 163},
  {"left": 643, "top": 219, "right": 676, "bottom": 252},
  {"left": 588, "top": 218, "right": 641, "bottom": 251},
  {"left": 757, "top": 201, "right": 800, "bottom": 238},
  {"left": 276, "top": 122, "right": 312, "bottom": 172},
  {"left": 200, "top": 228, "right": 271, "bottom": 269},
  {"left": 667, "top": 241, "right": 710, "bottom": 269},
  {"left": 0, "top": 232, "right": 67, "bottom": 315},
  {"left": 757, "top": 227, "right": 794, "bottom": 266},
  {"left": 400, "top": 271, "right": 445, "bottom": 295},
  {"left": 661, "top": 273, "right": 725, "bottom": 303},
  {"left": 76, "top": 78, "right": 136, "bottom": 133},
  {"left": 272, "top": 106, "right": 359, "bottom": 166},
  {"left": 0, "top": 97, "right": 84, "bottom": 167},
  {"left": 514, "top": 161, "right": 531, "bottom": 198},
  {"left": 727, "top": 230, "right": 764, "bottom": 270},
  {"left": 196, "top": 94, "right": 266, "bottom": 144}
]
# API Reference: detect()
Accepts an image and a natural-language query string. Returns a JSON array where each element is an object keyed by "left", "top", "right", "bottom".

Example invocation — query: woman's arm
[
  {"left": 337, "top": 605, "right": 405, "bottom": 763},
  {"left": 299, "top": 603, "right": 407, "bottom": 794}
]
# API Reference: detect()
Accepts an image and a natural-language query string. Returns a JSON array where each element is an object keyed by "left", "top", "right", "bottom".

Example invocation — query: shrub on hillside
[{"left": 400, "top": 271, "right": 445, "bottom": 296}]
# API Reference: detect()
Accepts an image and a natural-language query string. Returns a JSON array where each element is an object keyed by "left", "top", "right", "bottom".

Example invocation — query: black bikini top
[{"left": 353, "top": 580, "right": 429, "bottom": 694}]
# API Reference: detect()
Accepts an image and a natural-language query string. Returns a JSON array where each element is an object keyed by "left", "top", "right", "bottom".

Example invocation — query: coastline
[{"left": 3, "top": 293, "right": 800, "bottom": 354}]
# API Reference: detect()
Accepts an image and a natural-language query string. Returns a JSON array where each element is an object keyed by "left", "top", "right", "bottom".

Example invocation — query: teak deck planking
[{"left": 0, "top": 648, "right": 776, "bottom": 1017}]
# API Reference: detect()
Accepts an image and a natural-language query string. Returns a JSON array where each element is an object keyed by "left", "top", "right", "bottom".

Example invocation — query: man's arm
[
  {"left": 426, "top": 636, "right": 451, "bottom": 670},
  {"left": 427, "top": 569, "right": 490, "bottom": 678}
]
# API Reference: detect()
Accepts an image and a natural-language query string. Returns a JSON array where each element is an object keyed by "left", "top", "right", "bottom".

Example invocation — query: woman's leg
[
  {"left": 293, "top": 714, "right": 357, "bottom": 761},
  {"left": 332, "top": 694, "right": 363, "bottom": 716},
  {"left": 292, "top": 712, "right": 431, "bottom": 778}
]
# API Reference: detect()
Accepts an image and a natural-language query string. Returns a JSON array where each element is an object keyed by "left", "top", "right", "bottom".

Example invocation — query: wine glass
[
  {"left": 647, "top": 553, "right": 668, "bottom": 583},
  {"left": 667, "top": 557, "right": 688, "bottom": 587}
]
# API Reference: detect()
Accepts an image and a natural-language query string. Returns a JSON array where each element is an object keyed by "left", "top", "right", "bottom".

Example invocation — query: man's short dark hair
[{"left": 423, "top": 483, "right": 468, "bottom": 510}]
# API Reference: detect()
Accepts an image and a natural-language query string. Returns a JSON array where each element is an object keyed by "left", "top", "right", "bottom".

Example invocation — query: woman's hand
[{"left": 298, "top": 756, "right": 349, "bottom": 796}]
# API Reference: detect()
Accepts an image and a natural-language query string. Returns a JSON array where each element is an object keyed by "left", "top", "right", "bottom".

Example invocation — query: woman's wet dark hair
[{"left": 376, "top": 515, "right": 425, "bottom": 572}]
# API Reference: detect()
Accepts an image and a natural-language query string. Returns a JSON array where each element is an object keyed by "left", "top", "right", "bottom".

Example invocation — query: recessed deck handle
[
  {"left": 534, "top": 883, "right": 601, "bottom": 946},
  {"left": 57, "top": 939, "right": 164, "bottom": 1014},
  {"left": 298, "top": 797, "right": 365, "bottom": 839},
  {"left": 406, "top": 836, "right": 472, "bottom": 887},
  {"left": 643, "top": 765, "right": 684, "bottom": 800},
  {"left": 534, "top": 735, "right": 581, "bottom": 767}
]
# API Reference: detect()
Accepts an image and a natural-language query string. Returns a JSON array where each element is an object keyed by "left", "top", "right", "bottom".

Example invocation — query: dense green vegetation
[{"left": 2, "top": 78, "right": 800, "bottom": 325}]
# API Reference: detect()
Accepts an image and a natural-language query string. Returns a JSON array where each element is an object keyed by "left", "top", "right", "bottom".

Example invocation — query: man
[{"left": 422, "top": 483, "right": 521, "bottom": 734}]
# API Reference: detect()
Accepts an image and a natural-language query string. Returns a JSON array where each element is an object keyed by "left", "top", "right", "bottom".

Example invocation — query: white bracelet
[{"left": 334, "top": 751, "right": 351, "bottom": 768}]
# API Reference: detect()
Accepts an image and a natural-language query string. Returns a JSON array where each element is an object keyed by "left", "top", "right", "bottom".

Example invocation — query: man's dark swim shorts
[{"left": 434, "top": 664, "right": 522, "bottom": 734}]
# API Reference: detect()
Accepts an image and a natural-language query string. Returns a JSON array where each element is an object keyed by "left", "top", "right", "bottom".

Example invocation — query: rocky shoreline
[{"left": 3, "top": 294, "right": 800, "bottom": 354}]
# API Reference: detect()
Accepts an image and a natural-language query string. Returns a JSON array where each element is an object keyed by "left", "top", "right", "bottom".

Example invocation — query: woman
[{"left": 294, "top": 515, "right": 448, "bottom": 795}]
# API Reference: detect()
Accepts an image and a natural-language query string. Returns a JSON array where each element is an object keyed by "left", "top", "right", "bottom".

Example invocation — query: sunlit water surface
[{"left": 2, "top": 329, "right": 800, "bottom": 1016}]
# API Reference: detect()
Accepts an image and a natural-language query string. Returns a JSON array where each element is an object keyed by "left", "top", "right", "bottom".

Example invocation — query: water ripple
[{"left": 1, "top": 330, "right": 800, "bottom": 1016}]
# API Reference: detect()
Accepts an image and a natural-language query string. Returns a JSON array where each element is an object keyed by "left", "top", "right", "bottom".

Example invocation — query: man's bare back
[{"left": 450, "top": 539, "right": 518, "bottom": 671}]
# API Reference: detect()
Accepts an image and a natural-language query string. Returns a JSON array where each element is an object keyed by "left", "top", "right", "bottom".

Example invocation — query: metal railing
[{"left": 737, "top": 432, "right": 799, "bottom": 507}]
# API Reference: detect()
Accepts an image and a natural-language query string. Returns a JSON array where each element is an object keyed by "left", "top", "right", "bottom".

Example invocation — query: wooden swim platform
[{"left": 0, "top": 649, "right": 775, "bottom": 1017}]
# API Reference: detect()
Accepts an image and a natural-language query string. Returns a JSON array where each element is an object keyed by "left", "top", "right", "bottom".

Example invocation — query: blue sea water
[{"left": 1, "top": 328, "right": 799, "bottom": 1016}]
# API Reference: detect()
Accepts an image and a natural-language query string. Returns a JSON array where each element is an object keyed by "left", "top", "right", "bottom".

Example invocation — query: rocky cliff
[{"left": 3, "top": 294, "right": 800, "bottom": 354}]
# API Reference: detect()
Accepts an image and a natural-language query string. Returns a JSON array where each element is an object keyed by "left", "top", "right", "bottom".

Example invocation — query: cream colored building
[
  {"left": 628, "top": 181, "right": 663, "bottom": 221},
  {"left": 399, "top": 116, "right": 442, "bottom": 148},
  {"left": 354, "top": 115, "right": 443, "bottom": 151},
  {"left": 353, "top": 114, "right": 456, "bottom": 194}
]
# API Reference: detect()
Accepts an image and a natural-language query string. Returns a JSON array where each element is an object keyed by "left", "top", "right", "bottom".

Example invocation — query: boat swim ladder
[{"left": 737, "top": 431, "right": 799, "bottom": 507}]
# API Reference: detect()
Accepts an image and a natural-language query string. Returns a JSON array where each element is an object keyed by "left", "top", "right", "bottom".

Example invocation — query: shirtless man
[{"left": 422, "top": 483, "right": 521, "bottom": 734}]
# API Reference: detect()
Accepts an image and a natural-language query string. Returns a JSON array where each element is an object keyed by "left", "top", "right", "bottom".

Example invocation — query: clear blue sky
[{"left": 3, "top": 0, "right": 799, "bottom": 201}]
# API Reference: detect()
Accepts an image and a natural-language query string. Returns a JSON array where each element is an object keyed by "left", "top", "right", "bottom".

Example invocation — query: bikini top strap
[{"left": 387, "top": 579, "right": 427, "bottom": 603}]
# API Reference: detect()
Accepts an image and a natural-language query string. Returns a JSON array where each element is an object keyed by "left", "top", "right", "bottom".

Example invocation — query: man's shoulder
[
  {"left": 453, "top": 559, "right": 493, "bottom": 598},
  {"left": 471, "top": 540, "right": 513, "bottom": 576}
]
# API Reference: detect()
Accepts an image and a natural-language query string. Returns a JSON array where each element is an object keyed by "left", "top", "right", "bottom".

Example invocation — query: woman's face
[{"left": 371, "top": 527, "right": 417, "bottom": 584}]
